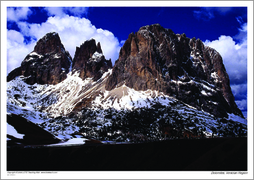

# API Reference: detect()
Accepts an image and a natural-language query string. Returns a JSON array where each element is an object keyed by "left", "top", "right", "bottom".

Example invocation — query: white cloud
[
  {"left": 7, "top": 14, "right": 122, "bottom": 74},
  {"left": 7, "top": 30, "right": 36, "bottom": 73},
  {"left": 204, "top": 35, "right": 247, "bottom": 85},
  {"left": 44, "top": 7, "right": 66, "bottom": 17},
  {"left": 7, "top": 7, "right": 32, "bottom": 22}
]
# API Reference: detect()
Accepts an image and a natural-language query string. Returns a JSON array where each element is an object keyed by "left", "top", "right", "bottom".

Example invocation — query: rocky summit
[
  {"left": 7, "top": 32, "right": 72, "bottom": 85},
  {"left": 7, "top": 24, "right": 246, "bottom": 145},
  {"left": 105, "top": 24, "right": 243, "bottom": 118},
  {"left": 72, "top": 39, "right": 112, "bottom": 81}
]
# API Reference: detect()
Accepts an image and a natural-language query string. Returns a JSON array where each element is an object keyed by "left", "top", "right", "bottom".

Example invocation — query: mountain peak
[
  {"left": 33, "top": 32, "right": 63, "bottom": 55},
  {"left": 105, "top": 24, "right": 243, "bottom": 118},
  {"left": 72, "top": 39, "right": 112, "bottom": 80},
  {"left": 139, "top": 23, "right": 164, "bottom": 31},
  {"left": 7, "top": 32, "right": 72, "bottom": 85}
]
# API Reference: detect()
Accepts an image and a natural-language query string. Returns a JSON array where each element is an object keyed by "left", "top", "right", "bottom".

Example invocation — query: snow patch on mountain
[
  {"left": 93, "top": 84, "right": 176, "bottom": 110},
  {"left": 24, "top": 52, "right": 44, "bottom": 62},
  {"left": 46, "top": 137, "right": 88, "bottom": 147},
  {"left": 7, "top": 123, "right": 24, "bottom": 139},
  {"left": 92, "top": 52, "right": 103, "bottom": 59}
]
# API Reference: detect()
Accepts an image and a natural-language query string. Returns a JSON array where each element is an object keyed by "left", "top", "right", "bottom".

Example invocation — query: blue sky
[{"left": 5, "top": 5, "right": 249, "bottom": 117}]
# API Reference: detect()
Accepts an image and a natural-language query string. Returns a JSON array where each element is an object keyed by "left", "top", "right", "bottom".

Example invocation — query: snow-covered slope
[
  {"left": 7, "top": 69, "right": 247, "bottom": 142},
  {"left": 7, "top": 76, "right": 49, "bottom": 123},
  {"left": 93, "top": 84, "right": 175, "bottom": 110}
]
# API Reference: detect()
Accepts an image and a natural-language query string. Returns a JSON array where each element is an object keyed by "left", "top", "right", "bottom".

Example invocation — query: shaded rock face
[
  {"left": 7, "top": 32, "right": 72, "bottom": 85},
  {"left": 72, "top": 39, "right": 112, "bottom": 81},
  {"left": 105, "top": 24, "right": 243, "bottom": 118},
  {"left": 7, "top": 67, "right": 22, "bottom": 82}
]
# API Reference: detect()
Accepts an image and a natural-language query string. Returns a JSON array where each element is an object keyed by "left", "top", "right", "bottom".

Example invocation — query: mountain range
[{"left": 7, "top": 24, "right": 247, "bottom": 145}]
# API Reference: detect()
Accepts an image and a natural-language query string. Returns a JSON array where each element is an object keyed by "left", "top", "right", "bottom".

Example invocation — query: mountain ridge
[{"left": 7, "top": 24, "right": 246, "bottom": 143}]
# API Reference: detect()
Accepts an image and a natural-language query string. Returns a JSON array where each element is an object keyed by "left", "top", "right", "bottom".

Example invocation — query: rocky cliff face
[
  {"left": 72, "top": 39, "right": 112, "bottom": 81},
  {"left": 105, "top": 24, "right": 243, "bottom": 118},
  {"left": 7, "top": 32, "right": 72, "bottom": 85}
]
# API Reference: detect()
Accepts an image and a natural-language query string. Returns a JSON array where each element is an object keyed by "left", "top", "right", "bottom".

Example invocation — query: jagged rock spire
[
  {"left": 7, "top": 32, "right": 72, "bottom": 85},
  {"left": 72, "top": 39, "right": 112, "bottom": 80}
]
